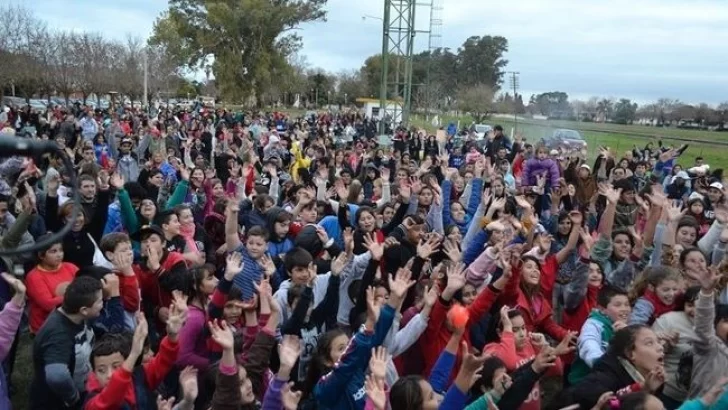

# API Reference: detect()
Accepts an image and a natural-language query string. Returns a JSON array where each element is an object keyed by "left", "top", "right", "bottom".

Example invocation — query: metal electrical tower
[
  {"left": 425, "top": 0, "right": 443, "bottom": 120},
  {"left": 379, "top": 0, "right": 431, "bottom": 134},
  {"left": 507, "top": 71, "right": 520, "bottom": 134}
]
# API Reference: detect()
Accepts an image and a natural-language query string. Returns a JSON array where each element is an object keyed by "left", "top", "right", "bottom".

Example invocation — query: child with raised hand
[
  {"left": 422, "top": 258, "right": 512, "bottom": 382},
  {"left": 628, "top": 266, "right": 681, "bottom": 325},
  {"left": 224, "top": 193, "right": 275, "bottom": 301},
  {"left": 314, "top": 268, "right": 414, "bottom": 410},
  {"left": 0, "top": 273, "right": 25, "bottom": 410},
  {"left": 84, "top": 291, "right": 188, "bottom": 410},
  {"left": 261, "top": 335, "right": 303, "bottom": 410},
  {"left": 155, "top": 367, "right": 199, "bottom": 410}
]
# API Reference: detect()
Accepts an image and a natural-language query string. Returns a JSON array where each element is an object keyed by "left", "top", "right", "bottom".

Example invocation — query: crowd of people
[{"left": 0, "top": 101, "right": 727, "bottom": 410}]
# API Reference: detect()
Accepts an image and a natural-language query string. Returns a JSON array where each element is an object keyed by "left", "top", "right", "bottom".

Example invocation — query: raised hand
[
  {"left": 278, "top": 335, "right": 302, "bottom": 373},
  {"left": 180, "top": 165, "right": 190, "bottom": 181},
  {"left": 388, "top": 268, "right": 416, "bottom": 303},
  {"left": 209, "top": 319, "right": 235, "bottom": 349},
  {"left": 365, "top": 286, "right": 382, "bottom": 327},
  {"left": 417, "top": 235, "right": 441, "bottom": 259},
  {"left": 179, "top": 366, "right": 199, "bottom": 403},
  {"left": 410, "top": 176, "right": 423, "bottom": 195},
  {"left": 1, "top": 272, "right": 26, "bottom": 306},
  {"left": 368, "top": 346, "right": 389, "bottom": 382},
  {"left": 130, "top": 312, "right": 148, "bottom": 359},
  {"left": 499, "top": 305, "right": 513, "bottom": 332},
  {"left": 423, "top": 284, "right": 439, "bottom": 310},
  {"left": 667, "top": 201, "right": 685, "bottom": 223},
  {"left": 598, "top": 183, "right": 621, "bottom": 204},
  {"left": 532, "top": 346, "right": 557, "bottom": 373},
  {"left": 343, "top": 227, "right": 355, "bottom": 255},
  {"left": 109, "top": 173, "right": 124, "bottom": 190},
  {"left": 553, "top": 330, "right": 578, "bottom": 356},
  {"left": 224, "top": 252, "right": 243, "bottom": 281},
  {"left": 101, "top": 273, "right": 120, "bottom": 298},
  {"left": 445, "top": 263, "right": 467, "bottom": 293},
  {"left": 443, "top": 239, "right": 462, "bottom": 263},
  {"left": 281, "top": 382, "right": 303, "bottom": 410},
  {"left": 697, "top": 266, "right": 720, "bottom": 291},
  {"left": 331, "top": 253, "right": 350, "bottom": 277},
  {"left": 364, "top": 375, "right": 387, "bottom": 410},
  {"left": 363, "top": 232, "right": 384, "bottom": 261},
  {"left": 643, "top": 366, "right": 666, "bottom": 392},
  {"left": 259, "top": 254, "right": 276, "bottom": 278},
  {"left": 166, "top": 290, "right": 189, "bottom": 337}
]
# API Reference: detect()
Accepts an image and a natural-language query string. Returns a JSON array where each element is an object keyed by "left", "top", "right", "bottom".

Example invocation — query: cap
[
  {"left": 132, "top": 225, "right": 164, "bottom": 242},
  {"left": 549, "top": 149, "right": 559, "bottom": 156},
  {"left": 120, "top": 138, "right": 133, "bottom": 145},
  {"left": 710, "top": 182, "right": 724, "bottom": 191},
  {"left": 579, "top": 164, "right": 591, "bottom": 172}
]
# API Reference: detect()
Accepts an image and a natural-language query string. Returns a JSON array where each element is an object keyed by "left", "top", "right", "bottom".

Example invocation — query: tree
[
  {"left": 613, "top": 99, "right": 638, "bottom": 124},
  {"left": 456, "top": 36, "right": 508, "bottom": 90},
  {"left": 457, "top": 84, "right": 494, "bottom": 122},
  {"left": 150, "top": 0, "right": 328, "bottom": 105},
  {"left": 530, "top": 92, "right": 571, "bottom": 118}
]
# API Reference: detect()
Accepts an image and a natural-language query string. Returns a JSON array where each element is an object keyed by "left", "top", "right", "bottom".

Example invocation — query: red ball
[{"left": 448, "top": 304, "right": 470, "bottom": 329}]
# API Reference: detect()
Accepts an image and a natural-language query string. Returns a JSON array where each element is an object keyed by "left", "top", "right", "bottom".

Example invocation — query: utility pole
[
  {"left": 378, "top": 2, "right": 391, "bottom": 135},
  {"left": 507, "top": 71, "right": 520, "bottom": 135},
  {"left": 143, "top": 47, "right": 148, "bottom": 110}
]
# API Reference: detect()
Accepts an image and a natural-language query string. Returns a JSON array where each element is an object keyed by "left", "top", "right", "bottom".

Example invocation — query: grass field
[{"left": 410, "top": 113, "right": 728, "bottom": 169}]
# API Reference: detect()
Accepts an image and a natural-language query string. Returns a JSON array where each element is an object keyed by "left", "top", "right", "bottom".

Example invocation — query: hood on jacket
[{"left": 294, "top": 225, "right": 323, "bottom": 256}]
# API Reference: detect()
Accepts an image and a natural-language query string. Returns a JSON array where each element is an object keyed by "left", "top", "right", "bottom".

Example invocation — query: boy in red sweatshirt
[
  {"left": 100, "top": 233, "right": 141, "bottom": 321},
  {"left": 84, "top": 293, "right": 188, "bottom": 410}
]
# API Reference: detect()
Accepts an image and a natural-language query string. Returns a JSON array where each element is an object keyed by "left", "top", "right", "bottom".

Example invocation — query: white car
[{"left": 474, "top": 124, "right": 493, "bottom": 140}]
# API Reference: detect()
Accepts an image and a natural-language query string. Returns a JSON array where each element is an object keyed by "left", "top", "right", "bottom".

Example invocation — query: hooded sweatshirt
[
  {"left": 569, "top": 309, "right": 614, "bottom": 384},
  {"left": 689, "top": 290, "right": 728, "bottom": 398}
]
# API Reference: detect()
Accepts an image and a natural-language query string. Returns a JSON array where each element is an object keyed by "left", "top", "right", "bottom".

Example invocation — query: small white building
[{"left": 357, "top": 98, "right": 403, "bottom": 123}]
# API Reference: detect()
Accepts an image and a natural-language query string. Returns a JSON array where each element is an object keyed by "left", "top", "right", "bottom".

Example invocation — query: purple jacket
[
  {"left": 0, "top": 300, "right": 23, "bottom": 410},
  {"left": 522, "top": 158, "right": 560, "bottom": 188}
]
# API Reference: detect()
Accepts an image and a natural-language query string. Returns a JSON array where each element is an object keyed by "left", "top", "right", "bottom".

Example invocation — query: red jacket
[
  {"left": 421, "top": 284, "right": 501, "bottom": 383},
  {"left": 117, "top": 273, "right": 140, "bottom": 313},
  {"left": 84, "top": 336, "right": 179, "bottom": 410},
  {"left": 485, "top": 333, "right": 562, "bottom": 410},
  {"left": 500, "top": 267, "right": 568, "bottom": 342}
]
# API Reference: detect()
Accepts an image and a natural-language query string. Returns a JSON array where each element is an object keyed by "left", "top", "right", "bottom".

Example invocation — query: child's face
[
  {"left": 690, "top": 202, "right": 704, "bottom": 215},
  {"left": 652, "top": 279, "right": 679, "bottom": 305},
  {"left": 142, "top": 234, "right": 164, "bottom": 256},
  {"left": 511, "top": 315, "right": 528, "bottom": 349},
  {"left": 451, "top": 203, "right": 466, "bottom": 223},
  {"left": 587, "top": 263, "right": 603, "bottom": 286},
  {"left": 40, "top": 243, "right": 64, "bottom": 268},
  {"left": 200, "top": 270, "right": 219, "bottom": 295},
  {"left": 238, "top": 366, "right": 255, "bottom": 404},
  {"left": 223, "top": 301, "right": 244, "bottom": 324},
  {"left": 461, "top": 284, "right": 476, "bottom": 306},
  {"left": 327, "top": 334, "right": 350, "bottom": 366},
  {"left": 274, "top": 220, "right": 290, "bottom": 239},
  {"left": 93, "top": 352, "right": 125, "bottom": 388},
  {"left": 245, "top": 235, "right": 267, "bottom": 259},
  {"left": 603, "top": 294, "right": 631, "bottom": 323}
]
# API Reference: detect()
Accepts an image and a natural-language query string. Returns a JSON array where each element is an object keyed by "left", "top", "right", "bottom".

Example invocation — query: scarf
[
  {"left": 568, "top": 309, "right": 615, "bottom": 384},
  {"left": 179, "top": 223, "right": 198, "bottom": 254},
  {"left": 642, "top": 289, "right": 677, "bottom": 324}
]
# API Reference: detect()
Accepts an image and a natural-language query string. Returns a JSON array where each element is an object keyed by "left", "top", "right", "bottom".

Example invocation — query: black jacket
[{"left": 546, "top": 352, "right": 641, "bottom": 410}]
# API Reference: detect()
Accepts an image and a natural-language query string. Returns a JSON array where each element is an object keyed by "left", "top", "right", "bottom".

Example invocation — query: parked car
[
  {"left": 474, "top": 124, "right": 493, "bottom": 140},
  {"left": 540, "top": 129, "right": 587, "bottom": 151},
  {"left": 2, "top": 96, "right": 26, "bottom": 108},
  {"left": 28, "top": 99, "right": 47, "bottom": 111}
]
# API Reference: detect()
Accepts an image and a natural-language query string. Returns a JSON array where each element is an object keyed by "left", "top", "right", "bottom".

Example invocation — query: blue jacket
[
  {"left": 314, "top": 304, "right": 396, "bottom": 410},
  {"left": 427, "top": 349, "right": 471, "bottom": 410},
  {"left": 442, "top": 178, "right": 482, "bottom": 234},
  {"left": 103, "top": 201, "right": 123, "bottom": 235},
  {"left": 268, "top": 237, "right": 294, "bottom": 289},
  {"left": 319, "top": 216, "right": 344, "bottom": 250},
  {"left": 464, "top": 230, "right": 490, "bottom": 266}
]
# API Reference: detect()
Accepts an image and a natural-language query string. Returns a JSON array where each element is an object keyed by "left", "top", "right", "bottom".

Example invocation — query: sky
[{"left": 25, "top": 0, "right": 728, "bottom": 105}]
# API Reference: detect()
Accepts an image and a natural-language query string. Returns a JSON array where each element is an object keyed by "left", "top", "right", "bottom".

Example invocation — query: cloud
[{"left": 16, "top": 0, "right": 728, "bottom": 104}]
